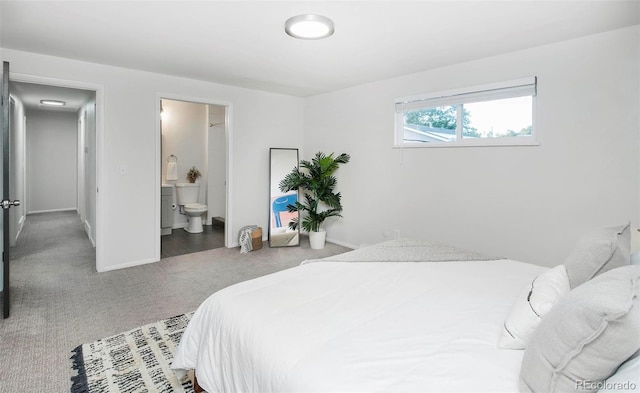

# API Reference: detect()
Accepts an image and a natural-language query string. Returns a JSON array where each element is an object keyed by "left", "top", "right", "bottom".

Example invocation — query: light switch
[{"left": 120, "top": 165, "right": 127, "bottom": 175}]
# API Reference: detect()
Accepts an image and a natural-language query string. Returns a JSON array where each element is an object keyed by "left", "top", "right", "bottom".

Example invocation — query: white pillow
[
  {"left": 564, "top": 223, "right": 630, "bottom": 288},
  {"left": 498, "top": 265, "right": 570, "bottom": 349},
  {"left": 520, "top": 265, "right": 640, "bottom": 393}
]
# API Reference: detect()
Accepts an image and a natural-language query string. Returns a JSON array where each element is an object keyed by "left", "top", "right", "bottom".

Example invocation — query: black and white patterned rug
[{"left": 70, "top": 312, "right": 195, "bottom": 393}]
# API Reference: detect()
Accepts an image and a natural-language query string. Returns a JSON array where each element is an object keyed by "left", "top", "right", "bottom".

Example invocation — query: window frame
[{"left": 394, "top": 77, "right": 538, "bottom": 148}]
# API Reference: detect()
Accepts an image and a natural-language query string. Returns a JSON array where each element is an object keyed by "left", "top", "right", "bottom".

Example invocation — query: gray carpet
[{"left": 0, "top": 211, "right": 350, "bottom": 393}]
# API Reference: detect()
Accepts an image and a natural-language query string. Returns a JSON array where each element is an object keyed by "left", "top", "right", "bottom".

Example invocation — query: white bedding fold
[{"left": 302, "top": 238, "right": 505, "bottom": 264}]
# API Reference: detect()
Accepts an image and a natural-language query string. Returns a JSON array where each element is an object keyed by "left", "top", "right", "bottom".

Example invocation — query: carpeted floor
[{"left": 0, "top": 211, "right": 350, "bottom": 393}]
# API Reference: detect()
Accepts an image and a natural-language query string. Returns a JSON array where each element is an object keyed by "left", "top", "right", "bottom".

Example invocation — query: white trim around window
[{"left": 394, "top": 77, "right": 538, "bottom": 148}]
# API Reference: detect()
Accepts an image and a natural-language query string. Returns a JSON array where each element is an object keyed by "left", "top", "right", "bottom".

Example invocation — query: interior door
[{"left": 2, "top": 61, "right": 20, "bottom": 319}]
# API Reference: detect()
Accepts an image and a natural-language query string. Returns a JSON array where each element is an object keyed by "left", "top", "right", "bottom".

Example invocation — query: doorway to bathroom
[{"left": 159, "top": 98, "right": 228, "bottom": 258}]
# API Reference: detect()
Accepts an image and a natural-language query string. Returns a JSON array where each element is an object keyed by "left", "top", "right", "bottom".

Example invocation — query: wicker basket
[{"left": 251, "top": 227, "right": 263, "bottom": 250}]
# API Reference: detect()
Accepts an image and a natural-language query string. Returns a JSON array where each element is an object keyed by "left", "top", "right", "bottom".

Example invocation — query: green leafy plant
[
  {"left": 279, "top": 151, "right": 350, "bottom": 232},
  {"left": 187, "top": 166, "right": 201, "bottom": 183}
]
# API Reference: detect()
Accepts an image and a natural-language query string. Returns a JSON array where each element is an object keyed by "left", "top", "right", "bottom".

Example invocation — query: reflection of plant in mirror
[
  {"left": 279, "top": 151, "right": 350, "bottom": 233},
  {"left": 187, "top": 166, "right": 201, "bottom": 183}
]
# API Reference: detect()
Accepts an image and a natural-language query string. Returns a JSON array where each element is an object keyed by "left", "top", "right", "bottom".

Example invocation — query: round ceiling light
[{"left": 285, "top": 14, "right": 334, "bottom": 40}]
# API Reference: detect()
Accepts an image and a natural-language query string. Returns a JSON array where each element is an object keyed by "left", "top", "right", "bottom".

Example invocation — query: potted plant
[
  {"left": 279, "top": 151, "right": 350, "bottom": 249},
  {"left": 187, "top": 166, "right": 201, "bottom": 183}
]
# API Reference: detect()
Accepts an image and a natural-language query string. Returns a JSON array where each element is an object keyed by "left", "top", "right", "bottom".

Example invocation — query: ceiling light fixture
[
  {"left": 285, "top": 14, "right": 334, "bottom": 40},
  {"left": 40, "top": 99, "right": 66, "bottom": 106}
]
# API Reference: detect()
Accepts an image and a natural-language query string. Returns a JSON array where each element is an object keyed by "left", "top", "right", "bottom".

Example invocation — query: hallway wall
[
  {"left": 26, "top": 110, "right": 78, "bottom": 213},
  {"left": 78, "top": 100, "right": 97, "bottom": 245},
  {"left": 1, "top": 94, "right": 27, "bottom": 291},
  {"left": 9, "top": 95, "right": 26, "bottom": 247}
]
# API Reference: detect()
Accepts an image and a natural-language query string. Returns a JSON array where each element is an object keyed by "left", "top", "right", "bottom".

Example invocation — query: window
[{"left": 394, "top": 77, "right": 537, "bottom": 147}]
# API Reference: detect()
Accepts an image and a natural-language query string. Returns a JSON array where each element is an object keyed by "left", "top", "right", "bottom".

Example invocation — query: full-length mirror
[{"left": 269, "top": 148, "right": 300, "bottom": 247}]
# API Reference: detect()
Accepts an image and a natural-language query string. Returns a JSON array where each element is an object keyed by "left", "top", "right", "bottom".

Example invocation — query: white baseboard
[
  {"left": 325, "top": 237, "right": 358, "bottom": 249},
  {"left": 27, "top": 208, "right": 77, "bottom": 214},
  {"left": 98, "top": 257, "right": 158, "bottom": 272}
]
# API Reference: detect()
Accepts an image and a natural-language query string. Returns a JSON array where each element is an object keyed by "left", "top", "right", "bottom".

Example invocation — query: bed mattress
[{"left": 172, "top": 251, "right": 547, "bottom": 392}]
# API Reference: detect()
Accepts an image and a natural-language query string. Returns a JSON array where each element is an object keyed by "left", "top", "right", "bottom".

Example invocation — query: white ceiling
[
  {"left": 1, "top": 0, "right": 638, "bottom": 100},
  {"left": 10, "top": 82, "right": 95, "bottom": 112}
]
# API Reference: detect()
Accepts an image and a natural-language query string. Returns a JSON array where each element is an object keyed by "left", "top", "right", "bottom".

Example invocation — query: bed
[{"left": 172, "top": 229, "right": 639, "bottom": 393}]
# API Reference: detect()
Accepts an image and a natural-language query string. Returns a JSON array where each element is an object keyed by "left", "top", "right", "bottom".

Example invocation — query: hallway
[
  {"left": 0, "top": 211, "right": 96, "bottom": 391},
  {"left": 11, "top": 211, "right": 95, "bottom": 264}
]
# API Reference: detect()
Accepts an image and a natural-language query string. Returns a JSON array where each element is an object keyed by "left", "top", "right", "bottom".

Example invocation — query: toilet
[{"left": 175, "top": 183, "right": 208, "bottom": 233}]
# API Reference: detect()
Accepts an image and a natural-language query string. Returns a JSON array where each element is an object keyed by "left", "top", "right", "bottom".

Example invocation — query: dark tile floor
[{"left": 161, "top": 221, "right": 225, "bottom": 258}]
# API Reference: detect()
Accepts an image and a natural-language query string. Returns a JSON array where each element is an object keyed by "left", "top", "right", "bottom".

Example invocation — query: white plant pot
[{"left": 309, "top": 229, "right": 326, "bottom": 250}]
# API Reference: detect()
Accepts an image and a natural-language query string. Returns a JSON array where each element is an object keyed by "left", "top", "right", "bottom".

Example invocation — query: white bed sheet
[{"left": 172, "top": 259, "right": 547, "bottom": 392}]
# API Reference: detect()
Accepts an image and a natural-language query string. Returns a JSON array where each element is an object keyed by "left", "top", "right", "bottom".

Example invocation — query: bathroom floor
[{"left": 161, "top": 221, "right": 225, "bottom": 258}]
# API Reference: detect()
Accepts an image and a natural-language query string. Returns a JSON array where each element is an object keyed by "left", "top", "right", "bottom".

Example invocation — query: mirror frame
[{"left": 268, "top": 148, "right": 300, "bottom": 247}]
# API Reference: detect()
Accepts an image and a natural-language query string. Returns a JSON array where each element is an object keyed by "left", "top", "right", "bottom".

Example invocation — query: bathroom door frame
[{"left": 155, "top": 93, "right": 233, "bottom": 258}]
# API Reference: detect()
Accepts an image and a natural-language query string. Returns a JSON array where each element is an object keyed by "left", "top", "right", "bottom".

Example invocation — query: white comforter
[{"left": 172, "top": 259, "right": 546, "bottom": 392}]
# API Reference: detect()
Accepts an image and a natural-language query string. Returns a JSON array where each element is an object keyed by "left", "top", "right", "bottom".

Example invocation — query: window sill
[{"left": 393, "top": 138, "right": 539, "bottom": 149}]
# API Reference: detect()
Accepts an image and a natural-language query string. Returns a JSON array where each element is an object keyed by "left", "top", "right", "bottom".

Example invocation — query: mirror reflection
[{"left": 269, "top": 148, "right": 300, "bottom": 247}]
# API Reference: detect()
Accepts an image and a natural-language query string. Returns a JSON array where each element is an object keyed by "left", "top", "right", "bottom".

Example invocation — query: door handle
[{"left": 0, "top": 199, "right": 20, "bottom": 209}]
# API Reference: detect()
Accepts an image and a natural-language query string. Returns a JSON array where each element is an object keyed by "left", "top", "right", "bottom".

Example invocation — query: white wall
[
  {"left": 9, "top": 95, "right": 26, "bottom": 246},
  {"left": 78, "top": 107, "right": 86, "bottom": 223},
  {"left": 26, "top": 110, "right": 78, "bottom": 213},
  {"left": 78, "top": 99, "right": 97, "bottom": 245},
  {"left": 2, "top": 48, "right": 304, "bottom": 271},
  {"left": 304, "top": 26, "right": 640, "bottom": 267},
  {"left": 87, "top": 101, "right": 96, "bottom": 244},
  {"left": 4, "top": 27, "right": 636, "bottom": 272},
  {"left": 1, "top": 93, "right": 27, "bottom": 289},
  {"left": 161, "top": 99, "right": 208, "bottom": 228},
  {"left": 207, "top": 104, "right": 226, "bottom": 221}
]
